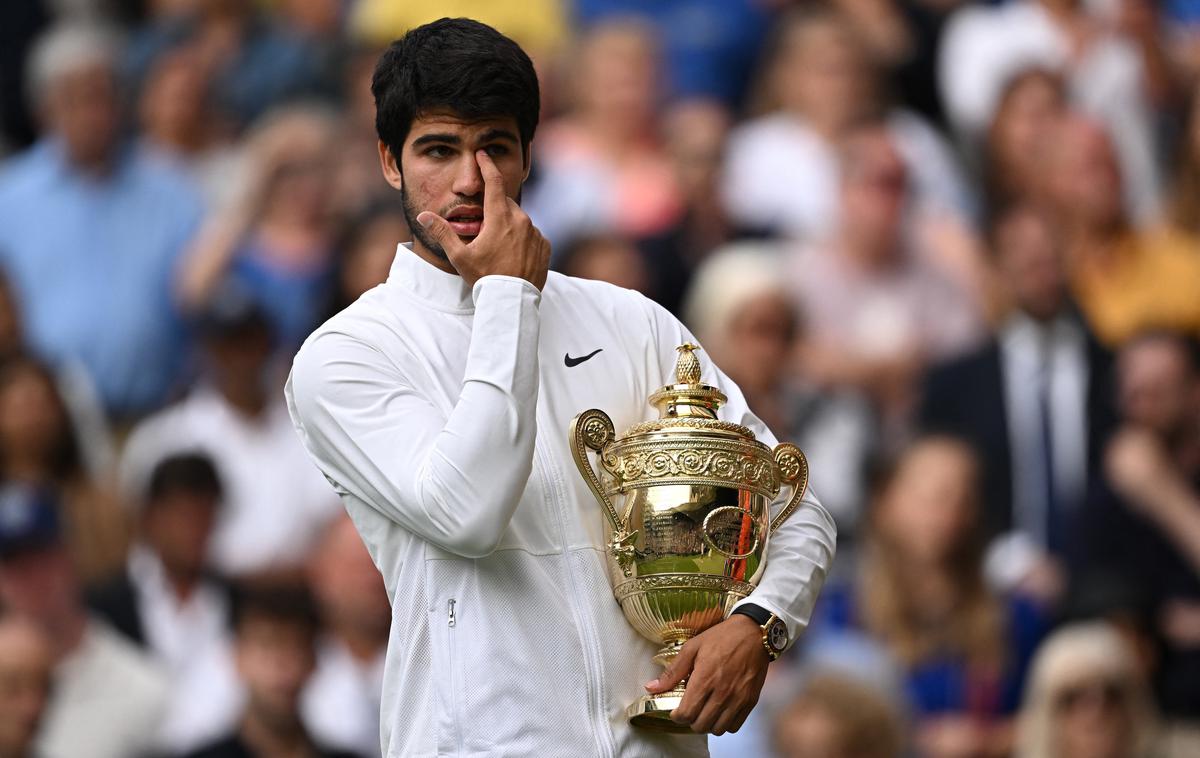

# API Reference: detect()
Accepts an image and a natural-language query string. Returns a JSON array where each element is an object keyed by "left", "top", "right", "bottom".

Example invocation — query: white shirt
[
  {"left": 722, "top": 110, "right": 975, "bottom": 242},
  {"left": 127, "top": 547, "right": 242, "bottom": 754},
  {"left": 121, "top": 386, "right": 342, "bottom": 575},
  {"left": 302, "top": 638, "right": 386, "bottom": 758},
  {"left": 285, "top": 246, "right": 837, "bottom": 758},
  {"left": 37, "top": 621, "right": 168, "bottom": 758},
  {"left": 939, "top": 0, "right": 1160, "bottom": 222}
]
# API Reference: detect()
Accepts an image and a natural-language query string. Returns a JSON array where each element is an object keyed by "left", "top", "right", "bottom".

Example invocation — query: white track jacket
[{"left": 286, "top": 247, "right": 837, "bottom": 757}]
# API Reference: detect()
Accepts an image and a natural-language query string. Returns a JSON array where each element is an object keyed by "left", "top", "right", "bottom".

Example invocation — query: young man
[{"left": 286, "top": 18, "right": 836, "bottom": 757}]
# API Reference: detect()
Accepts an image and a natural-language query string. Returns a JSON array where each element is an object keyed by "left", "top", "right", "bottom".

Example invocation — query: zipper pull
[{"left": 447, "top": 598, "right": 456, "bottom": 628}]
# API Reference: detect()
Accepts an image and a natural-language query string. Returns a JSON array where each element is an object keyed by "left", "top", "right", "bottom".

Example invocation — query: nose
[{"left": 451, "top": 153, "right": 484, "bottom": 197}]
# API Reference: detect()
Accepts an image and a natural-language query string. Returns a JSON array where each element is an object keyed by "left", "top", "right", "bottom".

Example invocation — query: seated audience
[
  {"left": 685, "top": 244, "right": 876, "bottom": 533},
  {"left": 1047, "top": 117, "right": 1200, "bottom": 346},
  {"left": 0, "top": 613, "right": 53, "bottom": 758},
  {"left": 88, "top": 453, "right": 240, "bottom": 754},
  {"left": 183, "top": 582, "right": 359, "bottom": 758},
  {"left": 771, "top": 672, "right": 905, "bottom": 758},
  {"left": 1016, "top": 621, "right": 1160, "bottom": 758},
  {"left": 303, "top": 514, "right": 390, "bottom": 758},
  {"left": 809, "top": 437, "right": 1047, "bottom": 758},
  {"left": 0, "top": 22, "right": 203, "bottom": 419},
  {"left": 0, "top": 484, "right": 167, "bottom": 758},
  {"left": 121, "top": 285, "right": 340, "bottom": 578},
  {"left": 920, "top": 202, "right": 1116, "bottom": 603}
]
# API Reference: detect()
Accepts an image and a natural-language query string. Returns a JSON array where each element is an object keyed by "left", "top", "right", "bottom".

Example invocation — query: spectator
[
  {"left": 525, "top": 19, "right": 684, "bottom": 251},
  {"left": 1016, "top": 621, "right": 1159, "bottom": 758},
  {"left": 789, "top": 123, "right": 985, "bottom": 438},
  {"left": 723, "top": 6, "right": 974, "bottom": 244},
  {"left": 809, "top": 437, "right": 1046, "bottom": 758},
  {"left": 939, "top": 0, "right": 1164, "bottom": 222},
  {"left": 0, "top": 356, "right": 127, "bottom": 585},
  {"left": 126, "top": 0, "right": 330, "bottom": 130},
  {"left": 302, "top": 514, "right": 390, "bottom": 758},
  {"left": 121, "top": 284, "right": 340, "bottom": 578},
  {"left": 0, "top": 484, "right": 167, "bottom": 758},
  {"left": 0, "top": 22, "right": 203, "bottom": 420},
  {"left": 983, "top": 67, "right": 1068, "bottom": 209},
  {"left": 183, "top": 582, "right": 358, "bottom": 758},
  {"left": 684, "top": 244, "right": 876, "bottom": 533},
  {"left": 87, "top": 453, "right": 241, "bottom": 754},
  {"left": 324, "top": 200, "right": 408, "bottom": 320},
  {"left": 554, "top": 235, "right": 652, "bottom": 297},
  {"left": 179, "top": 104, "right": 342, "bottom": 351},
  {"left": 0, "top": 613, "right": 53, "bottom": 758},
  {"left": 1086, "top": 331, "right": 1200, "bottom": 736},
  {"left": 1046, "top": 117, "right": 1200, "bottom": 346},
  {"left": 920, "top": 202, "right": 1116, "bottom": 604},
  {"left": 771, "top": 672, "right": 905, "bottom": 758}
]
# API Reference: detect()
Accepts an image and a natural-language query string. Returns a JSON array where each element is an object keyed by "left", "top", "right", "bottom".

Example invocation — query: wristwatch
[{"left": 730, "top": 603, "right": 788, "bottom": 661}]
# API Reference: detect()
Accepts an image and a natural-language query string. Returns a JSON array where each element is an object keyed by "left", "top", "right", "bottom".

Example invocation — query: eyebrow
[{"left": 410, "top": 128, "right": 520, "bottom": 149}]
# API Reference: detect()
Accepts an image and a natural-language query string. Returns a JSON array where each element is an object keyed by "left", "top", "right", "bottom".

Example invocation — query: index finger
[{"left": 476, "top": 150, "right": 507, "bottom": 217}]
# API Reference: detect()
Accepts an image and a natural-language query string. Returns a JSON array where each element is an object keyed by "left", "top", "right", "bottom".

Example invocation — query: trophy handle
[
  {"left": 569, "top": 409, "right": 625, "bottom": 532},
  {"left": 769, "top": 443, "right": 810, "bottom": 534}
]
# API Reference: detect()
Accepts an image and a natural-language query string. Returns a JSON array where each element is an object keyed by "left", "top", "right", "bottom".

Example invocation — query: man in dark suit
[{"left": 919, "top": 202, "right": 1116, "bottom": 601}]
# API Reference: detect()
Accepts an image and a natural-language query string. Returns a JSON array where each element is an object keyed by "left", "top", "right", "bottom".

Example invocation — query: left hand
[
  {"left": 1106, "top": 427, "right": 1183, "bottom": 512},
  {"left": 643, "top": 614, "right": 769, "bottom": 735}
]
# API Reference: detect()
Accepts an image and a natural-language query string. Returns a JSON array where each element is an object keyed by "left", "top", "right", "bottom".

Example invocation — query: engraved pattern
[
  {"left": 614, "top": 573, "right": 756, "bottom": 600},
  {"left": 581, "top": 415, "right": 613, "bottom": 450},
  {"left": 624, "top": 417, "right": 749, "bottom": 438},
  {"left": 769, "top": 443, "right": 811, "bottom": 534},
  {"left": 600, "top": 438, "right": 781, "bottom": 497}
]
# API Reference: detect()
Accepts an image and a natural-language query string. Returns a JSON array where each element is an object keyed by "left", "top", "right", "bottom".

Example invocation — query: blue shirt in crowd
[{"left": 0, "top": 140, "right": 203, "bottom": 417}]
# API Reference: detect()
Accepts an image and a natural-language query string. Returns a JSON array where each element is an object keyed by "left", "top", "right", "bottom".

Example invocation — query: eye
[
  {"left": 423, "top": 145, "right": 452, "bottom": 159},
  {"left": 484, "top": 144, "right": 511, "bottom": 157}
]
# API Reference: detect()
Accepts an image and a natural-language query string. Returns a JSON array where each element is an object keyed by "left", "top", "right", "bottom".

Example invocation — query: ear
[
  {"left": 521, "top": 141, "right": 533, "bottom": 184},
  {"left": 378, "top": 140, "right": 403, "bottom": 190}
]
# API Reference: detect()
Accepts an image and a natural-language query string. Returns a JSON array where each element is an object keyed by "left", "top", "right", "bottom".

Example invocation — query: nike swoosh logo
[{"left": 564, "top": 348, "right": 603, "bottom": 367}]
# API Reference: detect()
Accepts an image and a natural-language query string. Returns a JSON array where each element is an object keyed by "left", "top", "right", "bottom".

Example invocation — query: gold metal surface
[{"left": 568, "top": 344, "right": 811, "bottom": 729}]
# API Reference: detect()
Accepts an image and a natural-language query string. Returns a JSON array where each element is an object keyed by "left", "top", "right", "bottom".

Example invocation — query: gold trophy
[{"left": 569, "top": 344, "right": 809, "bottom": 731}]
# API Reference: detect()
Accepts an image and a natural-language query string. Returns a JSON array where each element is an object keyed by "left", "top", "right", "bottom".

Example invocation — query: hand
[
  {"left": 644, "top": 614, "right": 769, "bottom": 735},
  {"left": 417, "top": 151, "right": 551, "bottom": 290},
  {"left": 1106, "top": 427, "right": 1185, "bottom": 513}
]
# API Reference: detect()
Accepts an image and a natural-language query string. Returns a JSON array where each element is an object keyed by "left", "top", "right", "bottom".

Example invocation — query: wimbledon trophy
[{"left": 569, "top": 343, "right": 809, "bottom": 731}]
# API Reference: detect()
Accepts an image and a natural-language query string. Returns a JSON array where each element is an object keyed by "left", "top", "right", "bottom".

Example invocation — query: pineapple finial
[{"left": 675, "top": 343, "right": 702, "bottom": 384}]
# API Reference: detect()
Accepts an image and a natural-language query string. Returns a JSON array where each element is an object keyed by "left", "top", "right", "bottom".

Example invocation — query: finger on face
[{"left": 475, "top": 150, "right": 506, "bottom": 215}]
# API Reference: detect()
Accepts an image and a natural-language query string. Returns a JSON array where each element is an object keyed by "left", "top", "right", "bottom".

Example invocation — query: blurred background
[{"left": 0, "top": 0, "right": 1198, "bottom": 757}]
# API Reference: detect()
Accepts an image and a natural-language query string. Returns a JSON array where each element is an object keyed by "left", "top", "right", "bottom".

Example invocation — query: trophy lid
[{"left": 647, "top": 344, "right": 729, "bottom": 421}]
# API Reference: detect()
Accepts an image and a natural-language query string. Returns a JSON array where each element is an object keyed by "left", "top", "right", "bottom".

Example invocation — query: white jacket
[{"left": 285, "top": 247, "right": 837, "bottom": 757}]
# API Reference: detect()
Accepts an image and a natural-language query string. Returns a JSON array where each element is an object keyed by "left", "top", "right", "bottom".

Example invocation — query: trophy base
[{"left": 627, "top": 684, "right": 690, "bottom": 732}]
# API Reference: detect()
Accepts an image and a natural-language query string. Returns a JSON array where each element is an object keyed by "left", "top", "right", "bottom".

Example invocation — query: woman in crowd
[
  {"left": 984, "top": 66, "right": 1067, "bottom": 209},
  {"left": 1016, "top": 621, "right": 1159, "bottom": 758},
  {"left": 809, "top": 436, "right": 1046, "bottom": 758}
]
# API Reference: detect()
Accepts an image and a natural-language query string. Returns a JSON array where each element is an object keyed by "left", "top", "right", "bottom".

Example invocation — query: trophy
[{"left": 569, "top": 344, "right": 809, "bottom": 731}]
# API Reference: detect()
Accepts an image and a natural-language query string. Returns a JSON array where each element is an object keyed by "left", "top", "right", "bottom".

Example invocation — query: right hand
[{"left": 417, "top": 151, "right": 551, "bottom": 290}]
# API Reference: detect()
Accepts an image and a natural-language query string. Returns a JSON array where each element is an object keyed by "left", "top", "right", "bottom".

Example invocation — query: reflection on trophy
[{"left": 569, "top": 344, "right": 809, "bottom": 731}]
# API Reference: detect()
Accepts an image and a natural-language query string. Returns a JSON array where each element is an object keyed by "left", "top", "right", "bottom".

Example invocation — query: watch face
[{"left": 767, "top": 619, "right": 788, "bottom": 652}]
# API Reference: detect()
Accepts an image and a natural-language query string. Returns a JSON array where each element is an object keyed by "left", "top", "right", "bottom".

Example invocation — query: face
[
  {"left": 0, "top": 365, "right": 67, "bottom": 466},
  {"left": 139, "top": 47, "right": 210, "bottom": 146},
  {"left": 577, "top": 25, "right": 658, "bottom": 126},
  {"left": 722, "top": 293, "right": 796, "bottom": 391},
  {"left": 142, "top": 492, "right": 218, "bottom": 580},
  {"left": 235, "top": 616, "right": 316, "bottom": 725},
  {"left": 340, "top": 213, "right": 408, "bottom": 302},
  {"left": 563, "top": 239, "right": 650, "bottom": 294},
  {"left": 876, "top": 441, "right": 978, "bottom": 565},
  {"left": 994, "top": 208, "right": 1066, "bottom": 321},
  {"left": 44, "top": 61, "right": 121, "bottom": 169},
  {"left": 1118, "top": 338, "right": 1196, "bottom": 436},
  {"left": 840, "top": 130, "right": 908, "bottom": 253},
  {"left": 1049, "top": 121, "right": 1124, "bottom": 230},
  {"left": 1052, "top": 677, "right": 1133, "bottom": 758},
  {"left": 380, "top": 113, "right": 529, "bottom": 266},
  {"left": 310, "top": 516, "right": 390, "bottom": 637},
  {"left": 774, "top": 703, "right": 846, "bottom": 758},
  {"left": 990, "top": 72, "right": 1065, "bottom": 189},
  {"left": 0, "top": 548, "right": 78, "bottom": 627},
  {"left": 0, "top": 618, "right": 52, "bottom": 756},
  {"left": 776, "top": 18, "right": 869, "bottom": 129},
  {"left": 664, "top": 101, "right": 730, "bottom": 202}
]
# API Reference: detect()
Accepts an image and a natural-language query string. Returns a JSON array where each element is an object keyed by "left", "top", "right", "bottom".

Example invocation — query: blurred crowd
[{"left": 0, "top": 0, "right": 1199, "bottom": 757}]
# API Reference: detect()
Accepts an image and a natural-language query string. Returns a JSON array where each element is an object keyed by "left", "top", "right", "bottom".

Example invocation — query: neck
[
  {"left": 842, "top": 230, "right": 897, "bottom": 271},
  {"left": 240, "top": 707, "right": 311, "bottom": 758},
  {"left": 220, "top": 380, "right": 267, "bottom": 417}
]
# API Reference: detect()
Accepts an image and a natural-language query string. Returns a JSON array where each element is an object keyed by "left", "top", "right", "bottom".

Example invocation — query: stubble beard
[{"left": 400, "top": 184, "right": 450, "bottom": 263}]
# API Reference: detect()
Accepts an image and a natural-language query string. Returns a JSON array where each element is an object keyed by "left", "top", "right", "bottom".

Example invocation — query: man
[
  {"left": 302, "top": 514, "right": 390, "bottom": 758},
  {"left": 121, "top": 283, "right": 340, "bottom": 577},
  {"left": 920, "top": 202, "right": 1115, "bottom": 600},
  {"left": 0, "top": 22, "right": 203, "bottom": 420},
  {"left": 286, "top": 18, "right": 836, "bottom": 757},
  {"left": 0, "top": 485, "right": 167, "bottom": 758},
  {"left": 183, "top": 583, "right": 358, "bottom": 758},
  {"left": 88, "top": 453, "right": 241, "bottom": 754}
]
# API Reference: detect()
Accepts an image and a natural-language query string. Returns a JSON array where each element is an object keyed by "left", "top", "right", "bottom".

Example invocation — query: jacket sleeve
[
  {"left": 285, "top": 275, "right": 542, "bottom": 559},
  {"left": 640, "top": 294, "right": 837, "bottom": 647}
]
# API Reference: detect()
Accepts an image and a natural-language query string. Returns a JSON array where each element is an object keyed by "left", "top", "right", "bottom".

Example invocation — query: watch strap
[{"left": 730, "top": 603, "right": 772, "bottom": 626}]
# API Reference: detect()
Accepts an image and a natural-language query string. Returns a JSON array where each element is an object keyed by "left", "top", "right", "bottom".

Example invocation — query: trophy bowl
[{"left": 570, "top": 344, "right": 808, "bottom": 731}]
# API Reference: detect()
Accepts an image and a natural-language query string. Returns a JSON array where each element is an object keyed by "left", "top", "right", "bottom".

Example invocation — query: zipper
[
  {"left": 447, "top": 598, "right": 457, "bottom": 627},
  {"left": 446, "top": 597, "right": 463, "bottom": 755}
]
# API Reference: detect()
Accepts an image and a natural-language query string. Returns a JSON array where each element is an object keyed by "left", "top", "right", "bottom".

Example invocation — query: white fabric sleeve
[
  {"left": 640, "top": 294, "right": 837, "bottom": 646},
  {"left": 285, "top": 275, "right": 542, "bottom": 558}
]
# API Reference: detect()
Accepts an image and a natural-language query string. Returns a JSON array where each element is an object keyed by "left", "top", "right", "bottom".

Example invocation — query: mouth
[{"left": 444, "top": 205, "right": 483, "bottom": 237}]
